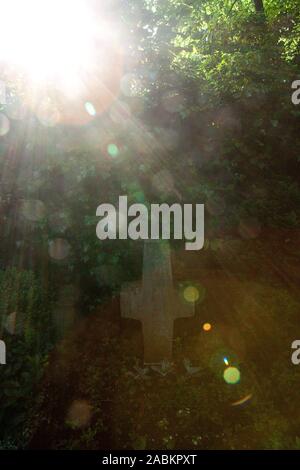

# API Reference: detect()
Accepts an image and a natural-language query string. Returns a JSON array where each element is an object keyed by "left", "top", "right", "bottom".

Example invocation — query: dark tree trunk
[{"left": 253, "top": 0, "right": 265, "bottom": 15}]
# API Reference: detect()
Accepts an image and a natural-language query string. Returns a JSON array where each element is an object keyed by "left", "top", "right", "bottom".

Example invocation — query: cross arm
[{"left": 172, "top": 293, "right": 195, "bottom": 320}]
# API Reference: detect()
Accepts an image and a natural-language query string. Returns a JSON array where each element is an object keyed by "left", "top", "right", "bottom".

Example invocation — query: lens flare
[
  {"left": 203, "top": 322, "right": 212, "bottom": 331},
  {"left": 183, "top": 286, "right": 199, "bottom": 303},
  {"left": 4, "top": 312, "right": 17, "bottom": 335},
  {"left": 223, "top": 366, "right": 240, "bottom": 385},
  {"left": 107, "top": 143, "right": 119, "bottom": 158},
  {"left": 21, "top": 199, "right": 46, "bottom": 222},
  {"left": 0, "top": 0, "right": 95, "bottom": 81},
  {"left": 48, "top": 238, "right": 71, "bottom": 260},
  {"left": 85, "top": 102, "right": 97, "bottom": 117},
  {"left": 231, "top": 393, "right": 252, "bottom": 407},
  {"left": 183, "top": 284, "right": 205, "bottom": 304},
  {"left": 66, "top": 400, "right": 92, "bottom": 429},
  {"left": 0, "top": 0, "right": 123, "bottom": 124}
]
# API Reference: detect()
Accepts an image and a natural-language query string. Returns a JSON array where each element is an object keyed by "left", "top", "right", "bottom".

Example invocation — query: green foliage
[
  {"left": 0, "top": 268, "right": 53, "bottom": 347},
  {"left": 0, "top": 0, "right": 299, "bottom": 309},
  {"left": 0, "top": 268, "right": 54, "bottom": 445}
]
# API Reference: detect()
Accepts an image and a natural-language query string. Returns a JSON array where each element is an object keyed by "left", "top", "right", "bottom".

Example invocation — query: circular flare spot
[
  {"left": 48, "top": 238, "right": 70, "bottom": 260},
  {"left": 183, "top": 284, "right": 206, "bottom": 304},
  {"left": 21, "top": 199, "right": 46, "bottom": 222},
  {"left": 85, "top": 102, "right": 96, "bottom": 117},
  {"left": 5, "top": 312, "right": 17, "bottom": 335},
  {"left": 203, "top": 323, "right": 212, "bottom": 331},
  {"left": 184, "top": 286, "right": 199, "bottom": 303},
  {"left": 223, "top": 366, "right": 240, "bottom": 385},
  {"left": 107, "top": 143, "right": 119, "bottom": 158},
  {"left": 66, "top": 400, "right": 92, "bottom": 429}
]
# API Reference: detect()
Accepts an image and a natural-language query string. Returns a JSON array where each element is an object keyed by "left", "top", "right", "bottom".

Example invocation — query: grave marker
[{"left": 121, "top": 240, "right": 195, "bottom": 364}]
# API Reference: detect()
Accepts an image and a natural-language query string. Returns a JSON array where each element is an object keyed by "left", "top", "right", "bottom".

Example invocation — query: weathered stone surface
[{"left": 121, "top": 240, "right": 194, "bottom": 364}]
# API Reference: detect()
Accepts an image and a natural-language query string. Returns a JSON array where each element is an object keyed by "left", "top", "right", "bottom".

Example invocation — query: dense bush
[{"left": 0, "top": 268, "right": 55, "bottom": 446}]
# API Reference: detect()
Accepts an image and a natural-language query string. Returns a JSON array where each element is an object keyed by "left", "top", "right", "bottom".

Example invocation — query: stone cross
[{"left": 121, "top": 240, "right": 195, "bottom": 364}]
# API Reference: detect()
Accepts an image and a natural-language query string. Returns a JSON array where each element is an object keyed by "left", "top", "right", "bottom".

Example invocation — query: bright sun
[
  {"left": 0, "top": 0, "right": 123, "bottom": 124},
  {"left": 0, "top": 0, "right": 98, "bottom": 90}
]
